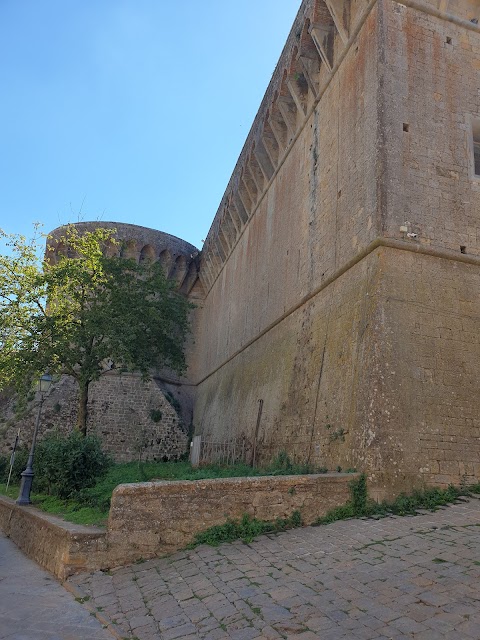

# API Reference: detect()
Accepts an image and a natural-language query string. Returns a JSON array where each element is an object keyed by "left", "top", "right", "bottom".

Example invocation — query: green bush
[
  {"left": 1, "top": 446, "right": 29, "bottom": 484},
  {"left": 34, "top": 431, "right": 111, "bottom": 498},
  {"left": 266, "top": 451, "right": 319, "bottom": 475},
  {"left": 0, "top": 454, "right": 8, "bottom": 480}
]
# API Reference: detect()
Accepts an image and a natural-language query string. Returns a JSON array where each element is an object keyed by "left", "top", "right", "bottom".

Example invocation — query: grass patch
[
  {"left": 315, "top": 477, "right": 480, "bottom": 526},
  {"left": 0, "top": 484, "right": 109, "bottom": 526},
  {"left": 0, "top": 453, "right": 327, "bottom": 527},
  {"left": 3, "top": 455, "right": 479, "bottom": 536},
  {"left": 32, "top": 494, "right": 108, "bottom": 526},
  {"left": 188, "top": 511, "right": 302, "bottom": 547}
]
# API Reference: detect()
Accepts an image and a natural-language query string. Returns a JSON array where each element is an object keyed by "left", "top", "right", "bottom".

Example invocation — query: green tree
[{"left": 0, "top": 224, "right": 193, "bottom": 435}]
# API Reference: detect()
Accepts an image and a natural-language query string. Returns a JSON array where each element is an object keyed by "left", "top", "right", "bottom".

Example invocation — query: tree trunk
[{"left": 77, "top": 380, "right": 90, "bottom": 437}]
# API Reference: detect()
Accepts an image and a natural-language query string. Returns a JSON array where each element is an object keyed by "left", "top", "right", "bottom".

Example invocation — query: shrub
[
  {"left": 34, "top": 431, "right": 111, "bottom": 498},
  {"left": 0, "top": 454, "right": 8, "bottom": 480},
  {"left": 267, "top": 450, "right": 317, "bottom": 475},
  {"left": 1, "top": 446, "right": 29, "bottom": 484}
]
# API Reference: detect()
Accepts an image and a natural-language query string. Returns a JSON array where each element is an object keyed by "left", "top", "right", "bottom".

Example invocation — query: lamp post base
[{"left": 16, "top": 469, "right": 34, "bottom": 505}]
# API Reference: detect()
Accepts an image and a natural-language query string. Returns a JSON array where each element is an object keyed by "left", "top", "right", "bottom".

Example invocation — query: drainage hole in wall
[
  {"left": 446, "top": 36, "right": 452, "bottom": 44},
  {"left": 460, "top": 245, "right": 466, "bottom": 254},
  {"left": 403, "top": 123, "right": 409, "bottom": 132}
]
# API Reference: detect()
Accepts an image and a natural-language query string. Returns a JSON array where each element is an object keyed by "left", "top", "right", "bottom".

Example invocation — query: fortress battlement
[
  {"left": 48, "top": 221, "right": 200, "bottom": 295},
  {"left": 200, "top": 0, "right": 480, "bottom": 295}
]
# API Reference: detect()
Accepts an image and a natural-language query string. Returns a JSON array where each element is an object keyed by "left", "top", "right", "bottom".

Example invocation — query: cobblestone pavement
[
  {"left": 0, "top": 532, "right": 115, "bottom": 640},
  {"left": 70, "top": 498, "right": 480, "bottom": 640}
]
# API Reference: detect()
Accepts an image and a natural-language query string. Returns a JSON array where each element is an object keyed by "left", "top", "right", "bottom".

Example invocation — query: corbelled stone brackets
[{"left": 199, "top": 0, "right": 368, "bottom": 293}]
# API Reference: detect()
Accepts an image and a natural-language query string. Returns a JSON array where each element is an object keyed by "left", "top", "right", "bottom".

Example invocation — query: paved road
[
  {"left": 70, "top": 497, "right": 480, "bottom": 640},
  {"left": 0, "top": 533, "right": 115, "bottom": 640}
]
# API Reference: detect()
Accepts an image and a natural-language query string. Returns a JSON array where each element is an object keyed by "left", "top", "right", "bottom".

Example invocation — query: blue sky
[{"left": 0, "top": 1, "right": 300, "bottom": 250}]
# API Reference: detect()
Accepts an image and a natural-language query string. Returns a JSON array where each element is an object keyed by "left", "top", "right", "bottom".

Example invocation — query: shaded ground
[
  {"left": 0, "top": 533, "right": 114, "bottom": 640},
  {"left": 70, "top": 497, "right": 480, "bottom": 639}
]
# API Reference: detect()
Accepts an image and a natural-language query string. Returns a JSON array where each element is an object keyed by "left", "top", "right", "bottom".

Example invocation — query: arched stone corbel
[
  {"left": 203, "top": 252, "right": 216, "bottom": 279},
  {"left": 232, "top": 195, "right": 249, "bottom": 225},
  {"left": 324, "top": 0, "right": 350, "bottom": 44},
  {"left": 120, "top": 239, "right": 139, "bottom": 262},
  {"left": 180, "top": 260, "right": 200, "bottom": 295},
  {"left": 198, "top": 270, "right": 210, "bottom": 293},
  {"left": 225, "top": 204, "right": 241, "bottom": 235},
  {"left": 199, "top": 257, "right": 214, "bottom": 289},
  {"left": 213, "top": 236, "right": 227, "bottom": 262},
  {"left": 253, "top": 139, "right": 274, "bottom": 182},
  {"left": 277, "top": 73, "right": 298, "bottom": 139},
  {"left": 268, "top": 110, "right": 288, "bottom": 151},
  {"left": 240, "top": 170, "right": 257, "bottom": 209},
  {"left": 203, "top": 241, "right": 221, "bottom": 272},
  {"left": 172, "top": 255, "right": 188, "bottom": 287},
  {"left": 297, "top": 19, "right": 321, "bottom": 99},
  {"left": 309, "top": 1, "right": 336, "bottom": 73},
  {"left": 220, "top": 209, "right": 237, "bottom": 249},
  {"left": 286, "top": 48, "right": 308, "bottom": 117},
  {"left": 159, "top": 249, "right": 173, "bottom": 276},
  {"left": 242, "top": 159, "right": 261, "bottom": 205},
  {"left": 261, "top": 115, "right": 280, "bottom": 167},
  {"left": 248, "top": 152, "right": 266, "bottom": 193},
  {"left": 217, "top": 227, "right": 231, "bottom": 255}
]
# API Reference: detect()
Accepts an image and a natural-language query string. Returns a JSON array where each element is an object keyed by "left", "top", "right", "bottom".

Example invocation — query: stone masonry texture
[
  {"left": 70, "top": 496, "right": 480, "bottom": 640},
  {"left": 2, "top": 0, "right": 480, "bottom": 495},
  {"left": 0, "top": 373, "right": 189, "bottom": 463},
  {"left": 106, "top": 474, "right": 354, "bottom": 565},
  {"left": 187, "top": 0, "right": 480, "bottom": 499}
]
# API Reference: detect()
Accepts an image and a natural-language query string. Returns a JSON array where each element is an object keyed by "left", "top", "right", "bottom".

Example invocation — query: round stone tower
[
  {"left": 0, "top": 222, "right": 201, "bottom": 463},
  {"left": 48, "top": 221, "right": 200, "bottom": 296}
]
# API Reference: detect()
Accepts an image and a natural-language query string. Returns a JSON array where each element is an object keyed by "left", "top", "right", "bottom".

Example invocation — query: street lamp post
[{"left": 16, "top": 373, "right": 53, "bottom": 506}]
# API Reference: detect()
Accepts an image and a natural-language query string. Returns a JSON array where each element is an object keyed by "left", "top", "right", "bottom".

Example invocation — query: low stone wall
[
  {"left": 0, "top": 496, "right": 107, "bottom": 580},
  {"left": 0, "top": 473, "right": 356, "bottom": 578},
  {"left": 107, "top": 474, "right": 356, "bottom": 565}
]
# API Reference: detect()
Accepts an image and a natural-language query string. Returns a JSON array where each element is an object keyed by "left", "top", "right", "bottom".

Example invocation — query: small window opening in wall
[
  {"left": 460, "top": 245, "right": 466, "bottom": 254},
  {"left": 403, "top": 123, "right": 409, "bottom": 132},
  {"left": 446, "top": 36, "right": 452, "bottom": 44}
]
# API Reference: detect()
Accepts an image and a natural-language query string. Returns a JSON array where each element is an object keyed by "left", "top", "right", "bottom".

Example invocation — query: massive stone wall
[
  {"left": 3, "top": 1, "right": 479, "bottom": 495},
  {"left": 190, "top": 0, "right": 480, "bottom": 498},
  {"left": 0, "top": 374, "right": 189, "bottom": 463}
]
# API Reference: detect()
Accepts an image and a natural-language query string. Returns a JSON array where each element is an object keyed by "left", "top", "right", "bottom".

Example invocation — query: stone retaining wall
[
  {"left": 0, "top": 473, "right": 356, "bottom": 579},
  {"left": 107, "top": 474, "right": 356, "bottom": 565},
  {"left": 0, "top": 496, "right": 106, "bottom": 581}
]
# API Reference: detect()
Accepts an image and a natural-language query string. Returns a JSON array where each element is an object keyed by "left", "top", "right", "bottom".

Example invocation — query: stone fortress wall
[
  {"left": 3, "top": 0, "right": 480, "bottom": 498},
  {"left": 0, "top": 222, "right": 201, "bottom": 462},
  {"left": 188, "top": 0, "right": 480, "bottom": 498}
]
